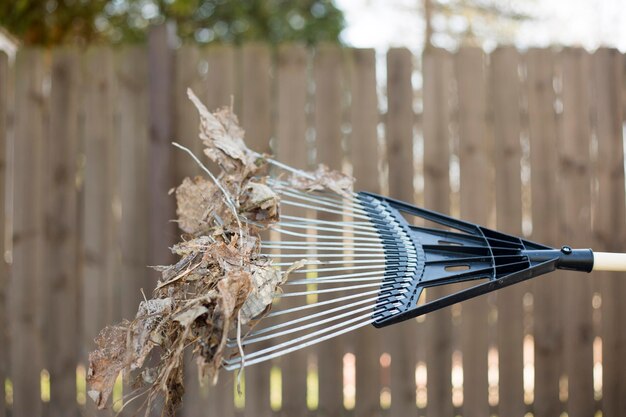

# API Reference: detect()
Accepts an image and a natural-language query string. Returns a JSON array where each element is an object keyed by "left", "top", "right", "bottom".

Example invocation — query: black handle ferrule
[{"left": 523, "top": 247, "right": 593, "bottom": 273}]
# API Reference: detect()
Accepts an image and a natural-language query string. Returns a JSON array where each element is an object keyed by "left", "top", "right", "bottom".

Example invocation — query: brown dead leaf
[
  {"left": 176, "top": 176, "right": 216, "bottom": 234},
  {"left": 187, "top": 89, "right": 261, "bottom": 178},
  {"left": 239, "top": 181, "right": 280, "bottom": 224},
  {"left": 288, "top": 164, "right": 355, "bottom": 197}
]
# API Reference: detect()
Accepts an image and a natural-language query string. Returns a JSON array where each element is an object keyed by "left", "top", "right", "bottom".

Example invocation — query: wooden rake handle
[{"left": 593, "top": 252, "right": 626, "bottom": 271}]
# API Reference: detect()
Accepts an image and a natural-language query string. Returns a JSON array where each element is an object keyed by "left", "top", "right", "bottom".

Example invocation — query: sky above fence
[{"left": 337, "top": 0, "right": 626, "bottom": 52}]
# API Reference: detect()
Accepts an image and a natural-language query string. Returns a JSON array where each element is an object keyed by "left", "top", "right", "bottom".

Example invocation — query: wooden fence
[{"left": 1, "top": 34, "right": 625, "bottom": 417}]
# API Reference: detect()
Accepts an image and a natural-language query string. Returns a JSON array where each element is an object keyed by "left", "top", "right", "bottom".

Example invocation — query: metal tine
[
  {"left": 277, "top": 222, "right": 380, "bottom": 238},
  {"left": 277, "top": 282, "right": 389, "bottom": 298},
  {"left": 262, "top": 252, "right": 385, "bottom": 258},
  {"left": 273, "top": 258, "right": 385, "bottom": 266},
  {"left": 280, "top": 215, "right": 377, "bottom": 231},
  {"left": 289, "top": 264, "right": 387, "bottom": 274},
  {"left": 277, "top": 189, "right": 367, "bottom": 213},
  {"left": 280, "top": 199, "right": 371, "bottom": 220},
  {"left": 265, "top": 288, "right": 382, "bottom": 318},
  {"left": 268, "top": 179, "right": 359, "bottom": 203},
  {"left": 285, "top": 276, "right": 386, "bottom": 285},
  {"left": 223, "top": 314, "right": 375, "bottom": 368},
  {"left": 224, "top": 319, "right": 375, "bottom": 369},
  {"left": 282, "top": 269, "right": 391, "bottom": 282},
  {"left": 231, "top": 304, "right": 374, "bottom": 346},
  {"left": 271, "top": 227, "right": 382, "bottom": 242},
  {"left": 262, "top": 241, "right": 384, "bottom": 248},
  {"left": 270, "top": 179, "right": 357, "bottom": 200},
  {"left": 230, "top": 296, "right": 378, "bottom": 342}
]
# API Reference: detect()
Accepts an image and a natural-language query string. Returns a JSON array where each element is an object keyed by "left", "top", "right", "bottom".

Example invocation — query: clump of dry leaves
[{"left": 87, "top": 89, "right": 353, "bottom": 415}]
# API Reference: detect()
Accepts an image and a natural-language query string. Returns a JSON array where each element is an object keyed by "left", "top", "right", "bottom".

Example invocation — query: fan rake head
[{"left": 222, "top": 180, "right": 593, "bottom": 370}]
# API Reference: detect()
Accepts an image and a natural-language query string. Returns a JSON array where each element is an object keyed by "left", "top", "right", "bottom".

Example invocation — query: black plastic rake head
[
  {"left": 222, "top": 184, "right": 601, "bottom": 370},
  {"left": 357, "top": 192, "right": 594, "bottom": 327}
]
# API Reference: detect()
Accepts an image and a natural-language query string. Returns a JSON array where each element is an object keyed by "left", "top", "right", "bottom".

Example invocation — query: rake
[{"left": 222, "top": 171, "right": 626, "bottom": 371}]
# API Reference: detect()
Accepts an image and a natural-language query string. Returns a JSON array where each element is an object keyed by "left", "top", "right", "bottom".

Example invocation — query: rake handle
[{"left": 593, "top": 252, "right": 626, "bottom": 272}]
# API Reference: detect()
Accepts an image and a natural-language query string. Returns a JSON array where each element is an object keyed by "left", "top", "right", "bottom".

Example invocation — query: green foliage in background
[{"left": 0, "top": 0, "right": 345, "bottom": 46}]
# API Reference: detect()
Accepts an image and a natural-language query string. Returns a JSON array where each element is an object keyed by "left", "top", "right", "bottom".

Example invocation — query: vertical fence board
[
  {"left": 559, "top": 48, "right": 595, "bottom": 417},
  {"left": 82, "top": 46, "right": 117, "bottom": 416},
  {"left": 47, "top": 48, "right": 81, "bottom": 417},
  {"left": 203, "top": 44, "right": 239, "bottom": 417},
  {"left": 422, "top": 48, "right": 454, "bottom": 417},
  {"left": 148, "top": 24, "right": 176, "bottom": 279},
  {"left": 0, "top": 51, "right": 8, "bottom": 417},
  {"left": 241, "top": 43, "right": 272, "bottom": 155},
  {"left": 10, "top": 48, "right": 46, "bottom": 417},
  {"left": 116, "top": 46, "right": 150, "bottom": 416},
  {"left": 491, "top": 46, "right": 525, "bottom": 417},
  {"left": 455, "top": 47, "right": 490, "bottom": 417},
  {"left": 593, "top": 48, "right": 626, "bottom": 416},
  {"left": 276, "top": 43, "right": 309, "bottom": 416},
  {"left": 240, "top": 42, "right": 273, "bottom": 417},
  {"left": 526, "top": 48, "right": 562, "bottom": 417},
  {"left": 313, "top": 43, "right": 345, "bottom": 417},
  {"left": 349, "top": 47, "right": 381, "bottom": 417},
  {"left": 385, "top": 47, "right": 417, "bottom": 416},
  {"left": 117, "top": 45, "right": 150, "bottom": 326},
  {"left": 174, "top": 44, "right": 204, "bottom": 183}
]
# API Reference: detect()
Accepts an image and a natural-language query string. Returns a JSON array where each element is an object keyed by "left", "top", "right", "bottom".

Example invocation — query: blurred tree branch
[{"left": 0, "top": 0, "right": 345, "bottom": 46}]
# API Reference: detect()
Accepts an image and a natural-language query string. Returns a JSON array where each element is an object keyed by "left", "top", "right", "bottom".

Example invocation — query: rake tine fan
[{"left": 223, "top": 179, "right": 626, "bottom": 371}]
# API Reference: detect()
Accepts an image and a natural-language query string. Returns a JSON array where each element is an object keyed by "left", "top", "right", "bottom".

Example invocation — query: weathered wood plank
[
  {"left": 592, "top": 48, "right": 626, "bottom": 417},
  {"left": 455, "top": 46, "right": 491, "bottom": 417},
  {"left": 10, "top": 48, "right": 46, "bottom": 417},
  {"left": 559, "top": 47, "right": 594, "bottom": 417},
  {"left": 204, "top": 44, "right": 239, "bottom": 417},
  {"left": 422, "top": 47, "right": 454, "bottom": 417},
  {"left": 47, "top": 47, "right": 81, "bottom": 417},
  {"left": 0, "top": 50, "right": 8, "bottom": 417},
  {"left": 82, "top": 46, "right": 117, "bottom": 416},
  {"left": 491, "top": 46, "right": 526, "bottom": 417},
  {"left": 385, "top": 47, "right": 418, "bottom": 417},
  {"left": 240, "top": 42, "right": 273, "bottom": 417},
  {"left": 349, "top": 47, "right": 381, "bottom": 417},
  {"left": 173, "top": 44, "right": 204, "bottom": 183},
  {"left": 526, "top": 48, "right": 563, "bottom": 417},
  {"left": 275, "top": 43, "right": 309, "bottom": 416},
  {"left": 148, "top": 24, "right": 176, "bottom": 280},
  {"left": 241, "top": 43, "right": 272, "bottom": 155},
  {"left": 313, "top": 43, "right": 345, "bottom": 417}
]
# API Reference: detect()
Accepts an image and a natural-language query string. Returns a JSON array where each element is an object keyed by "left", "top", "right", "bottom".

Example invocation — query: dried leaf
[
  {"left": 239, "top": 181, "right": 280, "bottom": 224},
  {"left": 176, "top": 176, "right": 216, "bottom": 234},
  {"left": 187, "top": 88, "right": 261, "bottom": 178},
  {"left": 240, "top": 267, "right": 282, "bottom": 323},
  {"left": 288, "top": 164, "right": 354, "bottom": 197}
]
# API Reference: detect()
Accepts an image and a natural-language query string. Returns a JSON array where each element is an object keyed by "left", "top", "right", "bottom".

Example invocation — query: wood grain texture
[
  {"left": 0, "top": 50, "right": 8, "bottom": 417},
  {"left": 592, "top": 48, "right": 626, "bottom": 417},
  {"left": 491, "top": 46, "right": 526, "bottom": 417},
  {"left": 275, "top": 43, "right": 309, "bottom": 417},
  {"left": 173, "top": 44, "right": 204, "bottom": 183},
  {"left": 349, "top": 47, "right": 381, "bottom": 417},
  {"left": 47, "top": 47, "right": 81, "bottom": 417},
  {"left": 11, "top": 48, "right": 46, "bottom": 417},
  {"left": 455, "top": 47, "right": 491, "bottom": 417},
  {"left": 148, "top": 24, "right": 176, "bottom": 279},
  {"left": 422, "top": 47, "right": 454, "bottom": 417},
  {"left": 385, "top": 47, "right": 418, "bottom": 417},
  {"left": 526, "top": 48, "right": 563, "bottom": 417},
  {"left": 240, "top": 42, "right": 273, "bottom": 417},
  {"left": 82, "top": 46, "right": 117, "bottom": 417},
  {"left": 558, "top": 48, "right": 594, "bottom": 417},
  {"left": 313, "top": 43, "right": 346, "bottom": 417}
]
